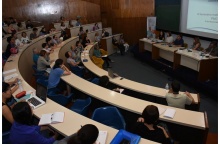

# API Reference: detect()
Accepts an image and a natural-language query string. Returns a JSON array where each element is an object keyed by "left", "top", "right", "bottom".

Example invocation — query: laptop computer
[
  {"left": 108, "top": 68, "right": 119, "bottom": 79},
  {"left": 26, "top": 82, "right": 47, "bottom": 109}
]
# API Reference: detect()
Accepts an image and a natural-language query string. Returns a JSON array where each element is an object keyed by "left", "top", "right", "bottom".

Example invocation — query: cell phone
[{"left": 120, "top": 77, "right": 124, "bottom": 80}]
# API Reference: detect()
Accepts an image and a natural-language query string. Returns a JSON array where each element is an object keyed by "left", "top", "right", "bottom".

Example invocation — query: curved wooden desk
[
  {"left": 81, "top": 44, "right": 200, "bottom": 107},
  {"left": 56, "top": 38, "right": 208, "bottom": 143},
  {"left": 3, "top": 34, "right": 157, "bottom": 144}
]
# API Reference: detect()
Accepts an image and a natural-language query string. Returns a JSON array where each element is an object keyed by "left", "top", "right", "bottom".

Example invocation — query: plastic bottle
[
  {"left": 165, "top": 83, "right": 169, "bottom": 92},
  {"left": 18, "top": 79, "right": 23, "bottom": 92}
]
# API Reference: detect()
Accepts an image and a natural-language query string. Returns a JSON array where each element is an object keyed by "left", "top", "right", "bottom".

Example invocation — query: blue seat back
[
  {"left": 47, "top": 92, "right": 73, "bottom": 106},
  {"left": 68, "top": 64, "right": 83, "bottom": 77},
  {"left": 92, "top": 106, "right": 126, "bottom": 130},
  {"left": 70, "top": 97, "right": 91, "bottom": 116},
  {"left": 91, "top": 78, "right": 99, "bottom": 85},
  {"left": 36, "top": 79, "right": 48, "bottom": 88}
]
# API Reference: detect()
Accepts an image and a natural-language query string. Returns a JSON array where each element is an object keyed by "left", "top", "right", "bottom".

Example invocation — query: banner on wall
[{"left": 147, "top": 17, "right": 157, "bottom": 37}]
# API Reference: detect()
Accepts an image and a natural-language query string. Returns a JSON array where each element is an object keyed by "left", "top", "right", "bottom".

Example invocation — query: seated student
[
  {"left": 70, "top": 45, "right": 81, "bottom": 63},
  {"left": 63, "top": 33, "right": 71, "bottom": 41},
  {"left": 65, "top": 51, "right": 83, "bottom": 76},
  {"left": 7, "top": 24, "right": 17, "bottom": 34},
  {"left": 5, "top": 36, "right": 18, "bottom": 59},
  {"left": 112, "top": 36, "right": 125, "bottom": 55},
  {"left": 12, "top": 33, "right": 23, "bottom": 47},
  {"left": 203, "top": 41, "right": 218, "bottom": 56},
  {"left": 60, "top": 16, "right": 65, "bottom": 23},
  {"left": 93, "top": 23, "right": 99, "bottom": 31},
  {"left": 52, "top": 35, "right": 61, "bottom": 45},
  {"left": 57, "top": 124, "right": 99, "bottom": 144},
  {"left": 131, "top": 105, "right": 171, "bottom": 144},
  {"left": 30, "top": 27, "right": 38, "bottom": 40},
  {"left": 102, "top": 29, "right": 109, "bottom": 38},
  {"left": 42, "top": 43, "right": 51, "bottom": 61},
  {"left": 26, "top": 20, "right": 34, "bottom": 29},
  {"left": 75, "top": 18, "right": 81, "bottom": 26},
  {"left": 165, "top": 32, "right": 174, "bottom": 44},
  {"left": 21, "top": 32, "right": 30, "bottom": 43},
  {"left": 78, "top": 27, "right": 85, "bottom": 39},
  {"left": 82, "top": 36, "right": 91, "bottom": 48},
  {"left": 17, "top": 22, "right": 25, "bottom": 31},
  {"left": 46, "top": 36, "right": 55, "bottom": 48},
  {"left": 119, "top": 35, "right": 129, "bottom": 53},
  {"left": 94, "top": 32, "right": 101, "bottom": 43},
  {"left": 39, "top": 27, "right": 47, "bottom": 36},
  {"left": 33, "top": 47, "right": 40, "bottom": 65},
  {"left": 158, "top": 31, "right": 165, "bottom": 41},
  {"left": 75, "top": 41, "right": 84, "bottom": 52},
  {"left": 192, "top": 37, "right": 201, "bottom": 51},
  {"left": 172, "top": 34, "right": 184, "bottom": 47},
  {"left": 93, "top": 45, "right": 113, "bottom": 68},
  {"left": 9, "top": 101, "right": 59, "bottom": 144},
  {"left": 2, "top": 81, "right": 19, "bottom": 133},
  {"left": 60, "top": 22, "right": 66, "bottom": 35},
  {"left": 166, "top": 81, "right": 195, "bottom": 109},
  {"left": 48, "top": 59, "right": 71, "bottom": 95},
  {"left": 37, "top": 50, "right": 51, "bottom": 72},
  {"left": 9, "top": 17, "right": 17, "bottom": 24}
]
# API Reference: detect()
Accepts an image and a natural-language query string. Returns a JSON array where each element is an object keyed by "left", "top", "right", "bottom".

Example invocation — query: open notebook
[
  {"left": 96, "top": 131, "right": 108, "bottom": 144},
  {"left": 39, "top": 112, "right": 64, "bottom": 125}
]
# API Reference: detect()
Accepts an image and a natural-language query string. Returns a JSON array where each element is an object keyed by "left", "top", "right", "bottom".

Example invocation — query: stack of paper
[
  {"left": 163, "top": 108, "right": 176, "bottom": 119},
  {"left": 96, "top": 131, "right": 107, "bottom": 144}
]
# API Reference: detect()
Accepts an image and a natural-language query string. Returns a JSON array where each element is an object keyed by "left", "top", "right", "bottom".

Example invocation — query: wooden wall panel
[
  {"left": 2, "top": 0, "right": 101, "bottom": 30},
  {"left": 101, "top": 0, "right": 154, "bottom": 44}
]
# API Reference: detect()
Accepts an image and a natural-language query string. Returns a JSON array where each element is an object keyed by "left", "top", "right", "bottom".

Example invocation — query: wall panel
[{"left": 2, "top": 0, "right": 101, "bottom": 30}]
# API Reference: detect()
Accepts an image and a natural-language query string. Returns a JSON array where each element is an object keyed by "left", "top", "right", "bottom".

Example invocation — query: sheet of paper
[
  {"left": 4, "top": 73, "right": 19, "bottom": 80},
  {"left": 39, "top": 113, "right": 53, "bottom": 125},
  {"left": 119, "top": 89, "right": 124, "bottom": 93},
  {"left": 96, "top": 131, "right": 107, "bottom": 144},
  {"left": 102, "top": 55, "right": 107, "bottom": 58},
  {"left": 3, "top": 69, "right": 17, "bottom": 75},
  {"left": 157, "top": 106, "right": 166, "bottom": 115},
  {"left": 163, "top": 108, "right": 176, "bottom": 119}
]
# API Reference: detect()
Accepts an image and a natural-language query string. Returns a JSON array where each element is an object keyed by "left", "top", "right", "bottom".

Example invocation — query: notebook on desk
[
  {"left": 108, "top": 68, "right": 119, "bottom": 79},
  {"left": 26, "top": 82, "right": 47, "bottom": 109}
]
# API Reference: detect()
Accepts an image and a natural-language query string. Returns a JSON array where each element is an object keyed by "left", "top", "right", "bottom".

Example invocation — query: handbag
[{"left": 10, "top": 47, "right": 18, "bottom": 54}]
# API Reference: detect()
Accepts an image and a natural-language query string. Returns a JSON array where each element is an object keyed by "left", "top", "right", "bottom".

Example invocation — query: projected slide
[{"left": 187, "top": 0, "right": 218, "bottom": 34}]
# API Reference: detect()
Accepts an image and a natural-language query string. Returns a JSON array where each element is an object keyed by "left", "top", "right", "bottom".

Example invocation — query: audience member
[
  {"left": 75, "top": 41, "right": 84, "bottom": 52},
  {"left": 33, "top": 47, "right": 40, "bottom": 65},
  {"left": 102, "top": 29, "right": 109, "bottom": 38},
  {"left": 76, "top": 18, "right": 81, "bottom": 26},
  {"left": 5, "top": 36, "right": 18, "bottom": 59},
  {"left": 63, "top": 33, "right": 70, "bottom": 41},
  {"left": 112, "top": 36, "right": 125, "bottom": 55},
  {"left": 46, "top": 36, "right": 54, "bottom": 48},
  {"left": 93, "top": 45, "right": 113, "bottom": 68},
  {"left": 203, "top": 41, "right": 218, "bottom": 56},
  {"left": 172, "top": 34, "right": 184, "bottom": 47},
  {"left": 52, "top": 35, "right": 61, "bottom": 45},
  {"left": 42, "top": 43, "right": 52, "bottom": 61},
  {"left": 2, "top": 81, "right": 19, "bottom": 133},
  {"left": 60, "top": 16, "right": 65, "bottom": 22},
  {"left": 39, "top": 27, "right": 47, "bottom": 36},
  {"left": 9, "top": 101, "right": 59, "bottom": 144},
  {"left": 57, "top": 124, "right": 99, "bottom": 144},
  {"left": 61, "top": 22, "right": 66, "bottom": 35},
  {"left": 131, "top": 105, "right": 171, "bottom": 144},
  {"left": 82, "top": 36, "right": 91, "bottom": 48},
  {"left": 192, "top": 37, "right": 201, "bottom": 50},
  {"left": 165, "top": 32, "right": 174, "bottom": 44},
  {"left": 30, "top": 27, "right": 38, "bottom": 40},
  {"left": 158, "top": 31, "right": 165, "bottom": 41},
  {"left": 37, "top": 50, "right": 50, "bottom": 72},
  {"left": 12, "top": 33, "right": 23, "bottom": 47},
  {"left": 21, "top": 32, "right": 30, "bottom": 43},
  {"left": 78, "top": 27, "right": 85, "bottom": 39},
  {"left": 70, "top": 45, "right": 81, "bottom": 62},
  {"left": 7, "top": 24, "right": 17, "bottom": 34},
  {"left": 9, "top": 17, "right": 17, "bottom": 24},
  {"left": 119, "top": 35, "right": 129, "bottom": 53},
  {"left": 93, "top": 23, "right": 99, "bottom": 31},
  {"left": 17, "top": 22, "right": 25, "bottom": 31},
  {"left": 48, "top": 59, "right": 71, "bottom": 95},
  {"left": 94, "top": 32, "right": 101, "bottom": 43},
  {"left": 26, "top": 20, "right": 34, "bottom": 29},
  {"left": 166, "top": 81, "right": 195, "bottom": 109}
]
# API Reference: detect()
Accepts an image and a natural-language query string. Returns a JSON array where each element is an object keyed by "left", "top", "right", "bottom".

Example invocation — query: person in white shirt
[
  {"left": 12, "top": 33, "right": 23, "bottom": 47},
  {"left": 20, "top": 32, "right": 30, "bottom": 44},
  {"left": 165, "top": 32, "right": 174, "bottom": 44}
]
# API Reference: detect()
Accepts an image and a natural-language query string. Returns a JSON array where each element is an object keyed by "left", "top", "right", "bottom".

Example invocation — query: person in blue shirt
[
  {"left": 33, "top": 47, "right": 40, "bottom": 65},
  {"left": 173, "top": 34, "right": 184, "bottom": 47},
  {"left": 9, "top": 101, "right": 59, "bottom": 144},
  {"left": 48, "top": 59, "right": 71, "bottom": 95},
  {"left": 76, "top": 18, "right": 81, "bottom": 26}
]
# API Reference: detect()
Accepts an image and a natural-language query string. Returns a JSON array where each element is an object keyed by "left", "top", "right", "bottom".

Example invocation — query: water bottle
[
  {"left": 18, "top": 79, "right": 23, "bottom": 92},
  {"left": 165, "top": 83, "right": 169, "bottom": 92}
]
